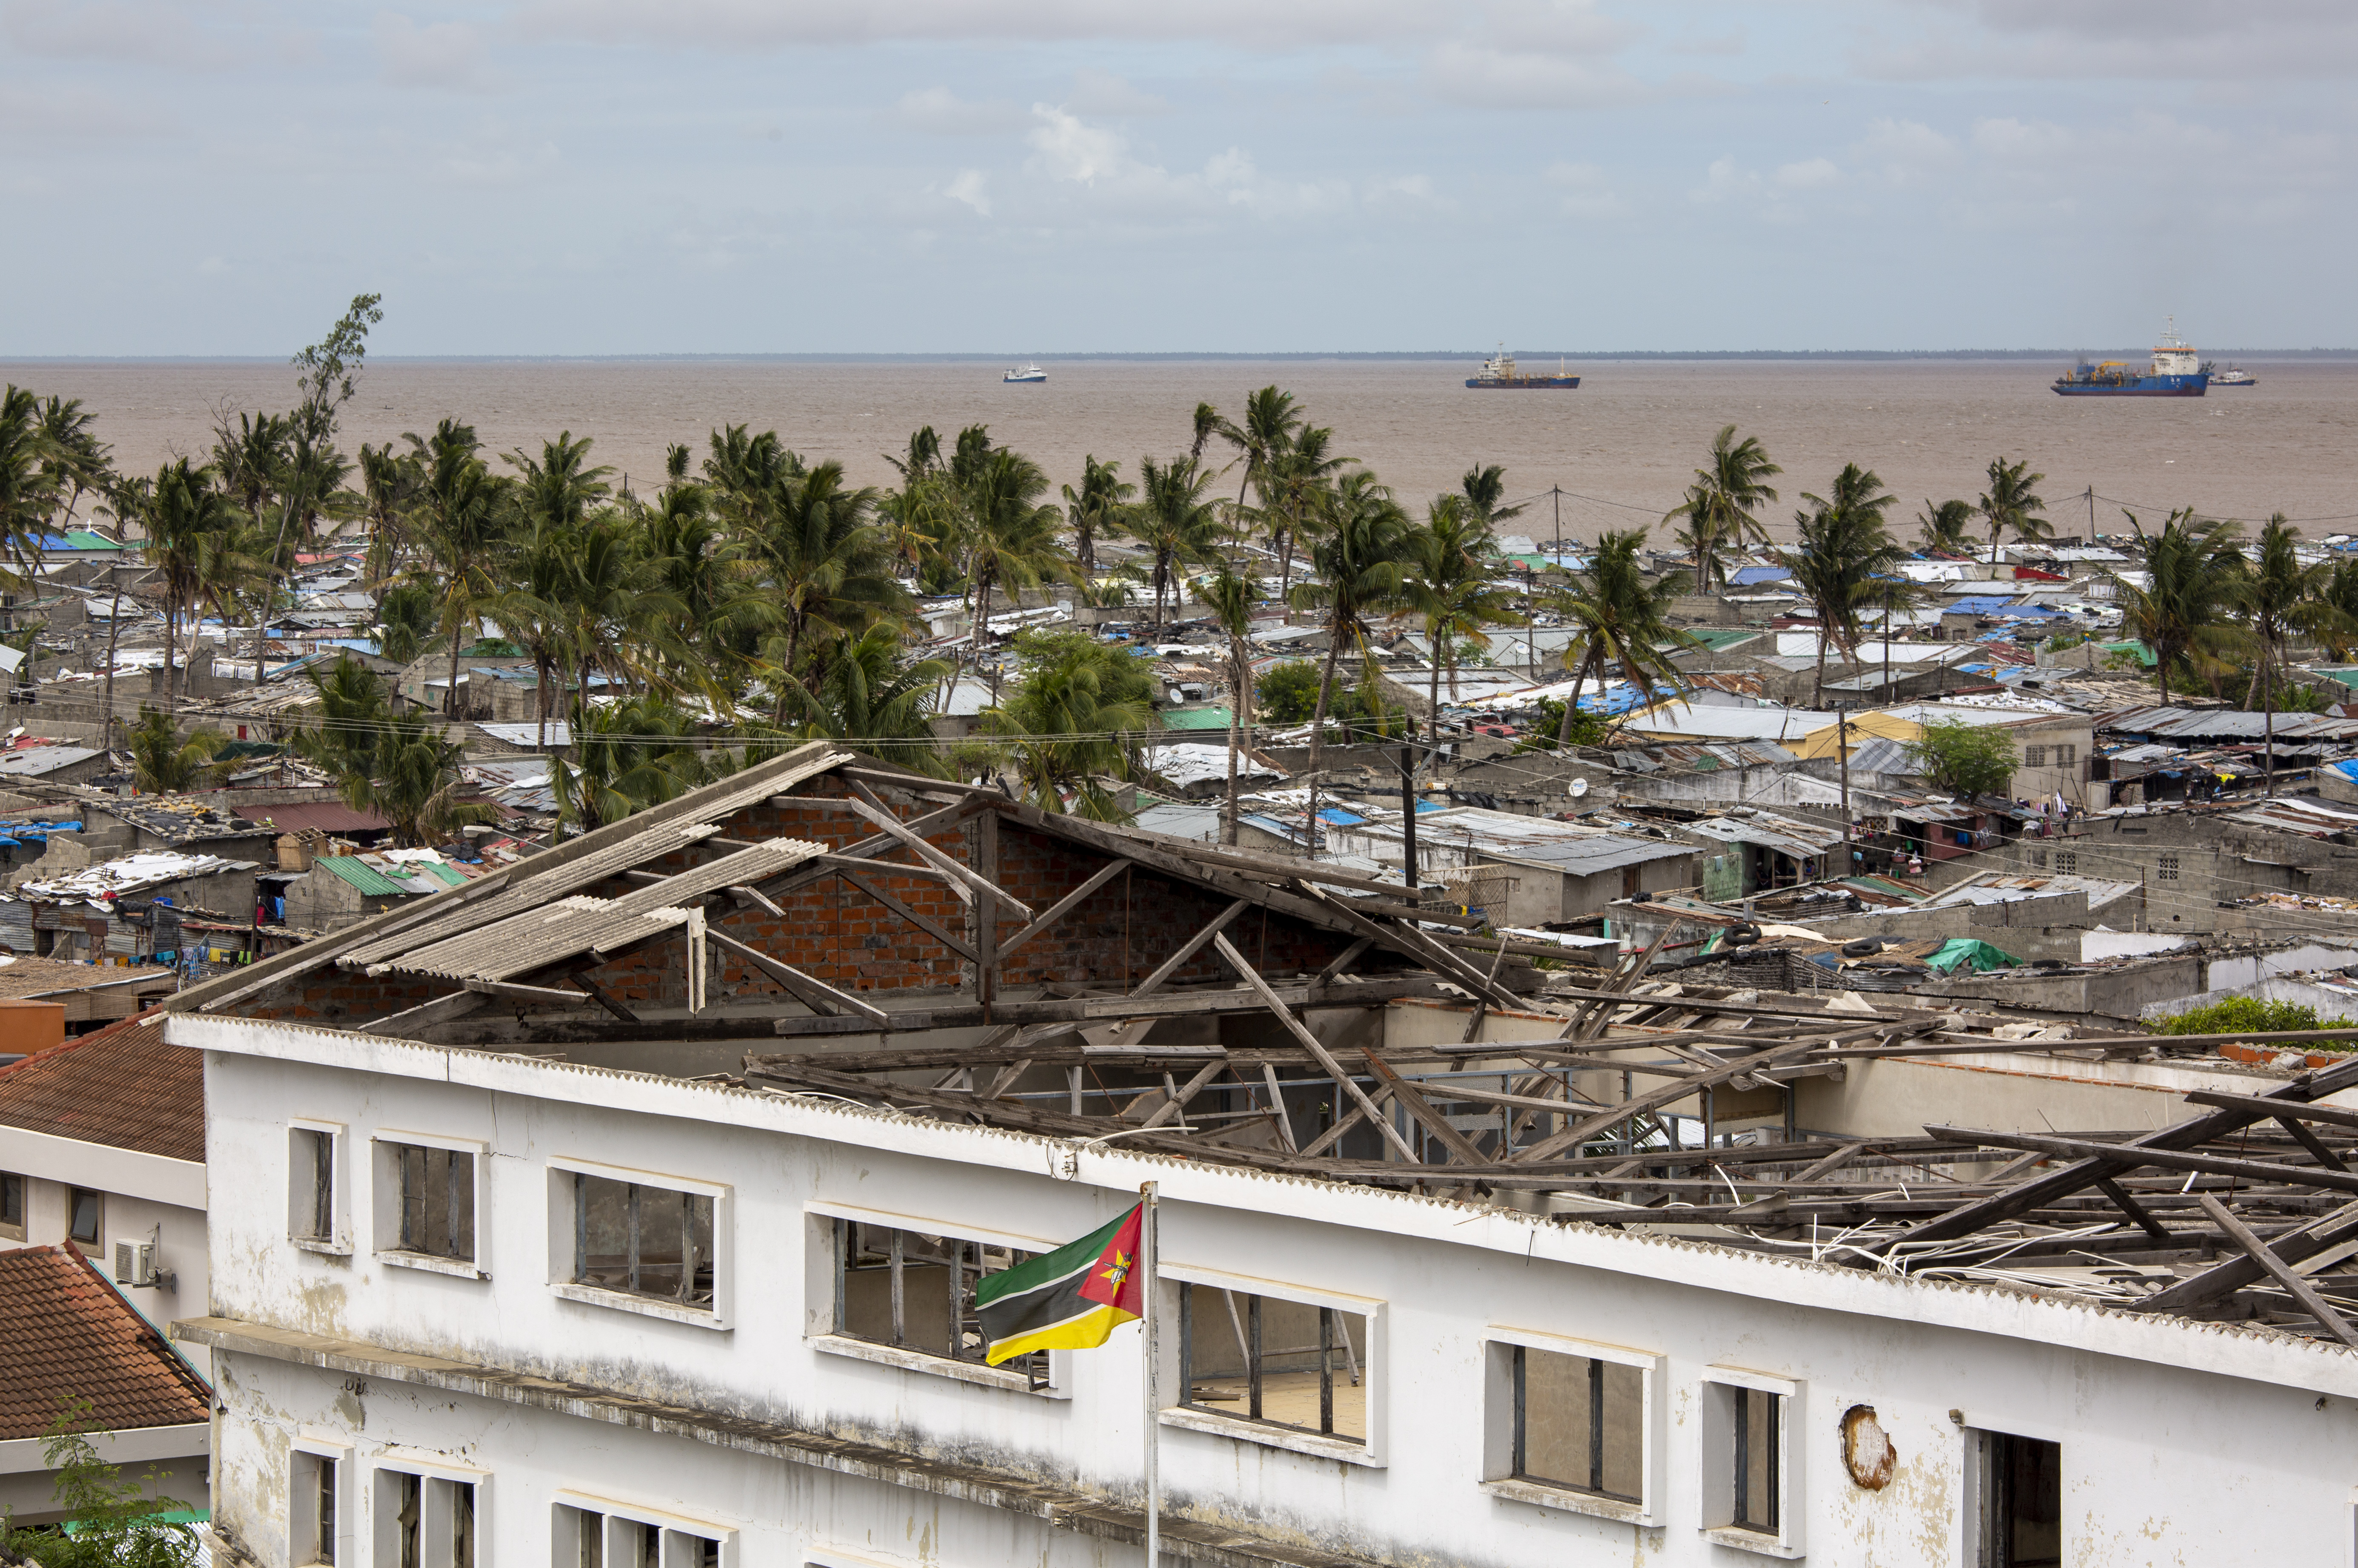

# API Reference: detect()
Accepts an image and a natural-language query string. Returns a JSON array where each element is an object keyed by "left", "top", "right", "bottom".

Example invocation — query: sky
[{"left": 3, "top": 0, "right": 2355, "bottom": 355}]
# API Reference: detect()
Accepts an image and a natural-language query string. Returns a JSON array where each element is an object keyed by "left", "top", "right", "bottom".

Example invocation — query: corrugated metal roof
[
  {"left": 1922, "top": 871, "right": 2140, "bottom": 911},
  {"left": 1674, "top": 807, "right": 1842, "bottom": 860},
  {"left": 2219, "top": 797, "right": 2358, "bottom": 838},
  {"left": 1344, "top": 806, "right": 1694, "bottom": 877},
  {"left": 2097, "top": 708, "right": 2358, "bottom": 742}
]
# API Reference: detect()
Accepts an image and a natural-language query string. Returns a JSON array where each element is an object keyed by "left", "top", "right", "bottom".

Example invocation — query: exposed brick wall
[{"left": 236, "top": 783, "right": 1387, "bottom": 1025}]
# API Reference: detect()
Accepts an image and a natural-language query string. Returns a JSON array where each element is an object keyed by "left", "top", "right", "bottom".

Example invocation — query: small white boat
[
  {"left": 2209, "top": 365, "right": 2257, "bottom": 387},
  {"left": 1003, "top": 363, "right": 1047, "bottom": 384}
]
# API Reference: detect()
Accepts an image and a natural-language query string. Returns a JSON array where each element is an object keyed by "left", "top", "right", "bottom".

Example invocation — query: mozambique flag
[{"left": 974, "top": 1204, "right": 1145, "bottom": 1365}]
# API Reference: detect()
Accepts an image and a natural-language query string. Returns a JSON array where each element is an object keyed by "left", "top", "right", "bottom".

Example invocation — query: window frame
[
  {"left": 2022, "top": 745, "right": 2046, "bottom": 768},
  {"left": 289, "top": 1439, "right": 352, "bottom": 1568},
  {"left": 372, "top": 1132, "right": 490, "bottom": 1281},
  {"left": 66, "top": 1183, "right": 103, "bottom": 1253},
  {"left": 374, "top": 1453, "right": 489, "bottom": 1568},
  {"left": 289, "top": 1119, "right": 351, "bottom": 1256},
  {"left": 802, "top": 1201, "right": 1073, "bottom": 1398},
  {"left": 1158, "top": 1262, "right": 1385, "bottom": 1468},
  {"left": 1966, "top": 1424, "right": 2063, "bottom": 1568},
  {"left": 1, "top": 1169, "right": 25, "bottom": 1240},
  {"left": 545, "top": 1157, "right": 732, "bottom": 1330},
  {"left": 1479, "top": 1327, "right": 1665, "bottom": 1526},
  {"left": 1698, "top": 1366, "right": 1805, "bottom": 1559},
  {"left": 551, "top": 1491, "right": 733, "bottom": 1568}
]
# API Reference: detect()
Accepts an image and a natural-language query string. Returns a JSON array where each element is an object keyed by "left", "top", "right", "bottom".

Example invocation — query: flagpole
[{"left": 1140, "top": 1181, "right": 1160, "bottom": 1568}]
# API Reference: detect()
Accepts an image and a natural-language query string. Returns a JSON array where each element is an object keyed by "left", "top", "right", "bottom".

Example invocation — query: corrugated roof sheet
[
  {"left": 1344, "top": 806, "right": 1695, "bottom": 877},
  {"left": 253, "top": 801, "right": 393, "bottom": 835},
  {"left": 0, "top": 1011, "right": 200, "bottom": 1162},
  {"left": 1675, "top": 807, "right": 1842, "bottom": 860},
  {"left": 0, "top": 1244, "right": 214, "bottom": 1439}
]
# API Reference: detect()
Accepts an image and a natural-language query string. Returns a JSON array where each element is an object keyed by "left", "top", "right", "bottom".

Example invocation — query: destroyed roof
[
  {"left": 0, "top": 1244, "right": 214, "bottom": 1440},
  {"left": 1621, "top": 702, "right": 1838, "bottom": 742},
  {"left": 0, "top": 1012, "right": 201, "bottom": 1161},
  {"left": 1146, "top": 742, "right": 1286, "bottom": 791},
  {"left": 1673, "top": 805, "right": 1842, "bottom": 858},
  {"left": 250, "top": 800, "right": 395, "bottom": 835},
  {"left": 2217, "top": 796, "right": 2358, "bottom": 838},
  {"left": 17, "top": 850, "right": 259, "bottom": 902},
  {"left": 476, "top": 721, "right": 573, "bottom": 748},
  {"left": 1606, "top": 740, "right": 1795, "bottom": 773},
  {"left": 1343, "top": 805, "right": 1696, "bottom": 875},
  {"left": 2098, "top": 707, "right": 2358, "bottom": 742},
  {"left": 87, "top": 795, "right": 273, "bottom": 846},
  {"left": 310, "top": 854, "right": 469, "bottom": 898},
  {"left": 1918, "top": 871, "right": 2142, "bottom": 912}
]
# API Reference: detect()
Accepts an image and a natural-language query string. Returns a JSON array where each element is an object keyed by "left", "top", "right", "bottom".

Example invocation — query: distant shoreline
[{"left": 8, "top": 349, "right": 2358, "bottom": 366}]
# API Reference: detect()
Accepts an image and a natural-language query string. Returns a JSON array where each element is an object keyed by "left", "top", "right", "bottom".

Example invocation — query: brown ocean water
[{"left": 7, "top": 357, "right": 2355, "bottom": 545}]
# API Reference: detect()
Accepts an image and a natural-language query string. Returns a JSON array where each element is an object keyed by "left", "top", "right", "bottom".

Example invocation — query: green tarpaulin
[{"left": 1925, "top": 937, "right": 2021, "bottom": 975}]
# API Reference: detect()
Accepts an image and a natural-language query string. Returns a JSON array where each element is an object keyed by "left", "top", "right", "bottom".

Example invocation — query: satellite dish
[{"left": 1570, "top": 777, "right": 1590, "bottom": 797}]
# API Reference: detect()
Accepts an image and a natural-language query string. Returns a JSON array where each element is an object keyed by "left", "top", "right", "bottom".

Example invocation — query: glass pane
[{"left": 69, "top": 1189, "right": 99, "bottom": 1244}]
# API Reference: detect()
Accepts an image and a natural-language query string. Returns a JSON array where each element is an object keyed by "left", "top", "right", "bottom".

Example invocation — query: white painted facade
[
  {"left": 0, "top": 1120, "right": 208, "bottom": 1342},
  {"left": 177, "top": 1013, "right": 2358, "bottom": 1568}
]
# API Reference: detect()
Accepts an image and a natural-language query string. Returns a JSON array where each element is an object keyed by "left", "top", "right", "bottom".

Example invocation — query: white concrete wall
[
  {"left": 184, "top": 1015, "right": 2358, "bottom": 1568},
  {"left": 0, "top": 1126, "right": 208, "bottom": 1350}
]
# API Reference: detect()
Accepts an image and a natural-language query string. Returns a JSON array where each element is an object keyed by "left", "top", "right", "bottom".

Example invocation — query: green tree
[
  {"left": 377, "top": 581, "right": 439, "bottom": 666},
  {"left": 1291, "top": 470, "right": 1412, "bottom": 772},
  {"left": 1060, "top": 454, "right": 1131, "bottom": 577},
  {"left": 142, "top": 459, "right": 239, "bottom": 710},
  {"left": 782, "top": 622, "right": 950, "bottom": 776},
  {"left": 2110, "top": 507, "right": 2246, "bottom": 707},
  {"left": 1916, "top": 497, "right": 1978, "bottom": 555},
  {"left": 1400, "top": 493, "right": 1521, "bottom": 724},
  {"left": 1126, "top": 455, "right": 1222, "bottom": 629},
  {"left": 1198, "top": 567, "right": 1260, "bottom": 844},
  {"left": 1255, "top": 659, "right": 1324, "bottom": 724},
  {"left": 2, "top": 1404, "right": 201, "bottom": 1568},
  {"left": 1261, "top": 424, "right": 1347, "bottom": 597},
  {"left": 2230, "top": 514, "right": 2350, "bottom": 789},
  {"left": 954, "top": 448, "right": 1066, "bottom": 676},
  {"left": 36, "top": 394, "right": 112, "bottom": 553},
  {"left": 1543, "top": 527, "right": 1696, "bottom": 744},
  {"left": 1218, "top": 385, "right": 1304, "bottom": 529},
  {"left": 0, "top": 384, "right": 58, "bottom": 583},
  {"left": 1906, "top": 717, "right": 2017, "bottom": 799},
  {"left": 1979, "top": 455, "right": 2048, "bottom": 565},
  {"left": 553, "top": 695, "right": 718, "bottom": 834},
  {"left": 1458, "top": 463, "right": 1525, "bottom": 528},
  {"left": 1664, "top": 425, "right": 1781, "bottom": 593},
  {"left": 126, "top": 708, "right": 234, "bottom": 793},
  {"left": 263, "top": 293, "right": 382, "bottom": 653},
  {"left": 982, "top": 630, "right": 1161, "bottom": 820},
  {"left": 1782, "top": 462, "right": 1910, "bottom": 706},
  {"left": 740, "top": 461, "right": 903, "bottom": 715},
  {"left": 295, "top": 656, "right": 498, "bottom": 846},
  {"left": 408, "top": 419, "right": 514, "bottom": 714}
]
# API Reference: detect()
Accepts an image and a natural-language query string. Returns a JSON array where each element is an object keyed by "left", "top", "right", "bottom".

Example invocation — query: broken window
[
  {"left": 67, "top": 1185, "right": 102, "bottom": 1251},
  {"left": 1975, "top": 1430, "right": 2061, "bottom": 1567},
  {"left": 1179, "top": 1283, "right": 1368, "bottom": 1444},
  {"left": 376, "top": 1472, "right": 478, "bottom": 1568},
  {"left": 289, "top": 1125, "right": 339, "bottom": 1247},
  {"left": 1508, "top": 1344, "right": 1643, "bottom": 1503},
  {"left": 0, "top": 1170, "right": 22, "bottom": 1239},
  {"left": 1700, "top": 1371, "right": 1799, "bottom": 1551},
  {"left": 1730, "top": 1386, "right": 1783, "bottom": 1534},
  {"left": 385, "top": 1142, "right": 476, "bottom": 1262},
  {"left": 291, "top": 1452, "right": 340, "bottom": 1567},
  {"left": 558, "top": 1504, "right": 726, "bottom": 1568},
  {"left": 570, "top": 1172, "right": 714, "bottom": 1308},
  {"left": 833, "top": 1220, "right": 1051, "bottom": 1386}
]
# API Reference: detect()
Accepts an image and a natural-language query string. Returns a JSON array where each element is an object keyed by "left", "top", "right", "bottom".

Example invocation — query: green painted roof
[
  {"left": 1161, "top": 705, "right": 1234, "bottom": 731},
  {"left": 1675, "top": 628, "right": 1762, "bottom": 651},
  {"left": 312, "top": 856, "right": 465, "bottom": 897},
  {"left": 60, "top": 530, "right": 123, "bottom": 550}
]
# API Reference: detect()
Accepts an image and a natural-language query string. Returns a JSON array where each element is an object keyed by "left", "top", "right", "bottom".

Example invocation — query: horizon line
[{"left": 6, "top": 347, "right": 2357, "bottom": 366}]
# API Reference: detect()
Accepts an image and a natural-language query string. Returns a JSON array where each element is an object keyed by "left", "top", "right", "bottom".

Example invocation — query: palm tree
[
  {"left": 781, "top": 622, "right": 950, "bottom": 776},
  {"left": 144, "top": 459, "right": 238, "bottom": 710},
  {"left": 1126, "top": 456, "right": 1222, "bottom": 630},
  {"left": 1664, "top": 425, "right": 1782, "bottom": 595},
  {"left": 1060, "top": 456, "right": 1131, "bottom": 578},
  {"left": 1917, "top": 498, "right": 1978, "bottom": 555},
  {"left": 1782, "top": 463, "right": 1909, "bottom": 706},
  {"left": 1199, "top": 568, "right": 1260, "bottom": 845},
  {"left": 957, "top": 448, "right": 1066, "bottom": 674},
  {"left": 740, "top": 462, "right": 904, "bottom": 717},
  {"left": 127, "top": 708, "right": 235, "bottom": 793},
  {"left": 1401, "top": 494, "right": 1522, "bottom": 722},
  {"left": 2229, "top": 515, "right": 2348, "bottom": 789},
  {"left": 1189, "top": 402, "right": 1222, "bottom": 464},
  {"left": 1546, "top": 529, "right": 1696, "bottom": 745},
  {"left": 0, "top": 385, "right": 57, "bottom": 582},
  {"left": 553, "top": 694, "right": 717, "bottom": 835},
  {"left": 1980, "top": 456, "right": 2049, "bottom": 565},
  {"left": 981, "top": 630, "right": 1161, "bottom": 820},
  {"left": 356, "top": 441, "right": 420, "bottom": 590},
  {"left": 410, "top": 425, "right": 513, "bottom": 714},
  {"left": 296, "top": 656, "right": 499, "bottom": 846},
  {"left": 1219, "top": 386, "right": 1303, "bottom": 522},
  {"left": 1291, "top": 470, "right": 1412, "bottom": 772},
  {"left": 1263, "top": 424, "right": 1348, "bottom": 597},
  {"left": 2110, "top": 508, "right": 2246, "bottom": 708},
  {"left": 36, "top": 394, "right": 110, "bottom": 545},
  {"left": 93, "top": 472, "right": 151, "bottom": 743},
  {"left": 1459, "top": 464, "right": 1526, "bottom": 527}
]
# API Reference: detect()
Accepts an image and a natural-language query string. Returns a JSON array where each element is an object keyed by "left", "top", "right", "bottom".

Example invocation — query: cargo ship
[
  {"left": 1466, "top": 344, "right": 1579, "bottom": 389},
  {"left": 2051, "top": 319, "right": 2207, "bottom": 397}
]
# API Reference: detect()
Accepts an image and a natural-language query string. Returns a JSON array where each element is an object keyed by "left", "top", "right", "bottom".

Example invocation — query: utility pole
[
  {"left": 1400, "top": 722, "right": 1419, "bottom": 893},
  {"left": 1837, "top": 707, "right": 1853, "bottom": 877},
  {"left": 1552, "top": 486, "right": 1562, "bottom": 564},
  {"left": 2086, "top": 485, "right": 2095, "bottom": 541},
  {"left": 1883, "top": 586, "right": 1894, "bottom": 701}
]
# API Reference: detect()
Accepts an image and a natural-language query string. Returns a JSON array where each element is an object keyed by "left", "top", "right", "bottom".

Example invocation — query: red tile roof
[
  {"left": 0, "top": 1012, "right": 203, "bottom": 1163},
  {"left": 0, "top": 1244, "right": 212, "bottom": 1439}
]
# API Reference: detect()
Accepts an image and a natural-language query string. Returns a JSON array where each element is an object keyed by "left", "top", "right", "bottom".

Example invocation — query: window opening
[
  {"left": 2023, "top": 746, "right": 2046, "bottom": 768},
  {"left": 391, "top": 1472, "right": 422, "bottom": 1568},
  {"left": 833, "top": 1220, "right": 1050, "bottom": 1387},
  {"left": 392, "top": 1143, "right": 476, "bottom": 1261},
  {"left": 3, "top": 1170, "right": 26, "bottom": 1233},
  {"left": 1508, "top": 1344, "right": 1641, "bottom": 1502},
  {"left": 1979, "top": 1431, "right": 2061, "bottom": 1567},
  {"left": 560, "top": 1507, "right": 717, "bottom": 1568},
  {"left": 1179, "top": 1282, "right": 1367, "bottom": 1443},
  {"left": 67, "top": 1186, "right": 101, "bottom": 1248},
  {"left": 452, "top": 1482, "right": 476, "bottom": 1568},
  {"left": 294, "top": 1128, "right": 334, "bottom": 1241},
  {"left": 2054, "top": 743, "right": 2077, "bottom": 766},
  {"left": 570, "top": 1172, "right": 713, "bottom": 1307},
  {"left": 1731, "top": 1387, "right": 1782, "bottom": 1534},
  {"left": 2054, "top": 850, "right": 2077, "bottom": 874},
  {"left": 2156, "top": 854, "right": 2178, "bottom": 881},
  {"left": 306, "top": 1456, "right": 338, "bottom": 1567}
]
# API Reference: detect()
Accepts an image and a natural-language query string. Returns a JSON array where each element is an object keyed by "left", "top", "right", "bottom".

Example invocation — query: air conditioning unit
[{"left": 114, "top": 1239, "right": 158, "bottom": 1288}]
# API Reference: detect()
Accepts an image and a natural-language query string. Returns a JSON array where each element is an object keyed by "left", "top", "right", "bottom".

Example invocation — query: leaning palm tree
[
  {"left": 1199, "top": 568, "right": 1261, "bottom": 845},
  {"left": 981, "top": 631, "right": 1162, "bottom": 821},
  {"left": 1781, "top": 463, "right": 1910, "bottom": 706},
  {"left": 1664, "top": 425, "right": 1781, "bottom": 593},
  {"left": 0, "top": 384, "right": 58, "bottom": 583},
  {"left": 2110, "top": 508, "right": 2247, "bottom": 708},
  {"left": 1399, "top": 494, "right": 1522, "bottom": 721},
  {"left": 2228, "top": 515, "right": 2347, "bottom": 788},
  {"left": 1261, "top": 424, "right": 1349, "bottom": 598},
  {"left": 781, "top": 622, "right": 950, "bottom": 777},
  {"left": 1917, "top": 497, "right": 1978, "bottom": 555},
  {"left": 955, "top": 447, "right": 1067, "bottom": 674},
  {"left": 127, "top": 707, "right": 235, "bottom": 793},
  {"left": 1291, "top": 470, "right": 1413, "bottom": 772},
  {"left": 36, "top": 393, "right": 110, "bottom": 545},
  {"left": 1219, "top": 385, "right": 1304, "bottom": 523},
  {"left": 1980, "top": 455, "right": 2049, "bottom": 565},
  {"left": 144, "top": 459, "right": 238, "bottom": 711},
  {"left": 1189, "top": 402, "right": 1223, "bottom": 464},
  {"left": 1125, "top": 455, "right": 1222, "bottom": 630},
  {"left": 1545, "top": 529, "right": 1696, "bottom": 745},
  {"left": 1459, "top": 464, "right": 1526, "bottom": 527}
]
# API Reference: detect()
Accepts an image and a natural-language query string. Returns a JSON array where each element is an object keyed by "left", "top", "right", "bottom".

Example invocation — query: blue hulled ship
[{"left": 2052, "top": 319, "right": 2207, "bottom": 397}]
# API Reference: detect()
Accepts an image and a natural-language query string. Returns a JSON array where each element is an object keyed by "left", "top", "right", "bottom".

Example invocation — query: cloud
[
  {"left": 436, "top": 124, "right": 560, "bottom": 187},
  {"left": 1028, "top": 106, "right": 1131, "bottom": 186},
  {"left": 525, "top": 0, "right": 1462, "bottom": 52},
  {"left": 1858, "top": 0, "right": 2358, "bottom": 80},
  {"left": 1543, "top": 158, "right": 1625, "bottom": 217},
  {"left": 891, "top": 87, "right": 1029, "bottom": 135},
  {"left": 1774, "top": 157, "right": 1840, "bottom": 189},
  {"left": 1422, "top": 40, "right": 1652, "bottom": 109},
  {"left": 1854, "top": 118, "right": 1960, "bottom": 186},
  {"left": 943, "top": 169, "right": 991, "bottom": 216},
  {"left": 0, "top": 0, "right": 229, "bottom": 67},
  {"left": 1023, "top": 106, "right": 1358, "bottom": 218},
  {"left": 374, "top": 12, "right": 499, "bottom": 92}
]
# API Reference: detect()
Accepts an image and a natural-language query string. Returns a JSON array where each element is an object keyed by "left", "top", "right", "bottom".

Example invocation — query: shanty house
[
  {"left": 1673, "top": 806, "right": 1845, "bottom": 900},
  {"left": 280, "top": 853, "right": 470, "bottom": 934},
  {"left": 15, "top": 851, "right": 260, "bottom": 962},
  {"left": 1327, "top": 806, "right": 1700, "bottom": 923}
]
